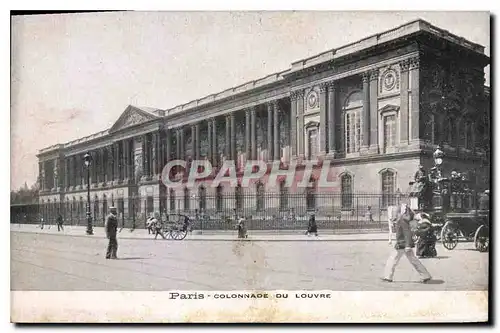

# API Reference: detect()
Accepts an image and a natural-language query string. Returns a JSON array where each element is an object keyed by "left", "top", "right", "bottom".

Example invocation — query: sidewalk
[{"left": 10, "top": 224, "right": 390, "bottom": 242}]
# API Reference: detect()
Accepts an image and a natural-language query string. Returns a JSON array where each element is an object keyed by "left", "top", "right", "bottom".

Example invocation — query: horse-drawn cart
[{"left": 408, "top": 147, "right": 489, "bottom": 252}]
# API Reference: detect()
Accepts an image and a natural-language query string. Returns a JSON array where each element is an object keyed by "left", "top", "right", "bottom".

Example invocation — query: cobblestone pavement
[{"left": 11, "top": 231, "right": 488, "bottom": 291}]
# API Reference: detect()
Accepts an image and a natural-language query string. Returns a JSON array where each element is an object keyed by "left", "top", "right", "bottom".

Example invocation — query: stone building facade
[{"left": 37, "top": 20, "right": 490, "bottom": 225}]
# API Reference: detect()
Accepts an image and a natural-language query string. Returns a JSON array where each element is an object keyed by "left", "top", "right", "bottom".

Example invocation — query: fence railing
[{"left": 12, "top": 191, "right": 481, "bottom": 231}]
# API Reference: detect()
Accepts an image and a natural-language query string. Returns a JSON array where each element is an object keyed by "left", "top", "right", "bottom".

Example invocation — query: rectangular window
[
  {"left": 383, "top": 115, "right": 396, "bottom": 152},
  {"left": 308, "top": 128, "right": 318, "bottom": 159},
  {"left": 345, "top": 111, "right": 361, "bottom": 154}
]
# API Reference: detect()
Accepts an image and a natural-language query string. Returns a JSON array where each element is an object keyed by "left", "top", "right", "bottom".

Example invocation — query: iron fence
[{"left": 12, "top": 191, "right": 482, "bottom": 232}]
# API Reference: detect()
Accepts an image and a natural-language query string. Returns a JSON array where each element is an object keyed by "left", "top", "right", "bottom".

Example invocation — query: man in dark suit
[
  {"left": 381, "top": 204, "right": 432, "bottom": 283},
  {"left": 105, "top": 207, "right": 118, "bottom": 259}
]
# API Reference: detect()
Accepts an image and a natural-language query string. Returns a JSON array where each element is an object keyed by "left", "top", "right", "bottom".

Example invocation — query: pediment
[
  {"left": 109, "top": 105, "right": 160, "bottom": 133},
  {"left": 379, "top": 104, "right": 400, "bottom": 114}
]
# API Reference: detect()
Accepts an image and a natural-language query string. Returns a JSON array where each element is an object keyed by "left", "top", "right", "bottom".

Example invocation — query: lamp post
[
  {"left": 84, "top": 152, "right": 94, "bottom": 235},
  {"left": 433, "top": 145, "right": 444, "bottom": 181}
]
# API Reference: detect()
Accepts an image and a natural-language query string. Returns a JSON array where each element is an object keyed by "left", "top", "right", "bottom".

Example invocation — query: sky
[{"left": 10, "top": 11, "right": 490, "bottom": 190}]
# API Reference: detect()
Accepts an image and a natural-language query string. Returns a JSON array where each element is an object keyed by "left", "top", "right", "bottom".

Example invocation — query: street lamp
[
  {"left": 433, "top": 145, "right": 444, "bottom": 167},
  {"left": 84, "top": 152, "right": 93, "bottom": 235}
]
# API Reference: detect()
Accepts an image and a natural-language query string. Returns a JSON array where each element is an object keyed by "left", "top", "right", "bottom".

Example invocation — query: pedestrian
[
  {"left": 105, "top": 206, "right": 119, "bottom": 259},
  {"left": 365, "top": 206, "right": 374, "bottom": 223},
  {"left": 381, "top": 203, "right": 432, "bottom": 283},
  {"left": 40, "top": 215, "right": 44, "bottom": 229},
  {"left": 236, "top": 215, "right": 247, "bottom": 239},
  {"left": 414, "top": 213, "right": 437, "bottom": 258},
  {"left": 151, "top": 213, "right": 166, "bottom": 240},
  {"left": 306, "top": 213, "right": 318, "bottom": 236},
  {"left": 56, "top": 212, "right": 64, "bottom": 232}
]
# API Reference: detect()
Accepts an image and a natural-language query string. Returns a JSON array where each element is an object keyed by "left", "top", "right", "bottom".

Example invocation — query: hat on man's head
[{"left": 110, "top": 206, "right": 117, "bottom": 212}]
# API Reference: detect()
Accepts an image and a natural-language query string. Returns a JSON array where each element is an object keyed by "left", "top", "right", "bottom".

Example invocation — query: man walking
[
  {"left": 105, "top": 206, "right": 119, "bottom": 259},
  {"left": 381, "top": 203, "right": 432, "bottom": 283}
]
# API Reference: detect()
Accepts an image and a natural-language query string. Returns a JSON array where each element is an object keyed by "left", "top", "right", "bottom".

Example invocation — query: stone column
[
  {"left": 113, "top": 143, "right": 118, "bottom": 182},
  {"left": 409, "top": 55, "right": 421, "bottom": 143},
  {"left": 400, "top": 59, "right": 410, "bottom": 146},
  {"left": 327, "top": 82, "right": 337, "bottom": 157},
  {"left": 369, "top": 69, "right": 379, "bottom": 153},
  {"left": 250, "top": 107, "right": 257, "bottom": 160},
  {"left": 190, "top": 125, "right": 196, "bottom": 161},
  {"left": 92, "top": 151, "right": 98, "bottom": 184},
  {"left": 176, "top": 129, "right": 181, "bottom": 160},
  {"left": 64, "top": 158, "right": 69, "bottom": 189},
  {"left": 319, "top": 83, "right": 328, "bottom": 155},
  {"left": 230, "top": 113, "right": 236, "bottom": 161},
  {"left": 225, "top": 115, "right": 231, "bottom": 159},
  {"left": 142, "top": 135, "right": 148, "bottom": 177},
  {"left": 211, "top": 118, "right": 217, "bottom": 166},
  {"left": 245, "top": 109, "right": 251, "bottom": 159},
  {"left": 195, "top": 123, "right": 201, "bottom": 161},
  {"left": 152, "top": 132, "right": 158, "bottom": 175},
  {"left": 267, "top": 102, "right": 274, "bottom": 161},
  {"left": 100, "top": 147, "right": 106, "bottom": 183},
  {"left": 273, "top": 101, "right": 280, "bottom": 161},
  {"left": 106, "top": 145, "right": 113, "bottom": 183},
  {"left": 297, "top": 90, "right": 305, "bottom": 158},
  {"left": 166, "top": 128, "right": 172, "bottom": 163},
  {"left": 207, "top": 120, "right": 213, "bottom": 164},
  {"left": 290, "top": 92, "right": 298, "bottom": 158},
  {"left": 71, "top": 156, "right": 76, "bottom": 187},
  {"left": 180, "top": 129, "right": 185, "bottom": 160},
  {"left": 361, "top": 72, "right": 370, "bottom": 149}
]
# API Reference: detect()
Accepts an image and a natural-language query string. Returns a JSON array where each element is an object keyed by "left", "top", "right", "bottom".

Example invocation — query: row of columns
[
  {"left": 166, "top": 100, "right": 285, "bottom": 168},
  {"left": 41, "top": 55, "right": 426, "bottom": 193}
]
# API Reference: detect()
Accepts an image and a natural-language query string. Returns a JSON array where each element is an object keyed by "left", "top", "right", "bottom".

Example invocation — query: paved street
[{"left": 11, "top": 231, "right": 488, "bottom": 291}]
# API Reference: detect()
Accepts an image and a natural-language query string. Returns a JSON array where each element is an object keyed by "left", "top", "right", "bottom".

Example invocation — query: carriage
[
  {"left": 147, "top": 213, "right": 192, "bottom": 240},
  {"left": 409, "top": 148, "right": 490, "bottom": 252}
]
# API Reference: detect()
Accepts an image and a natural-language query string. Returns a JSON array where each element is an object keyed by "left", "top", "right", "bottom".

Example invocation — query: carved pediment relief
[{"left": 109, "top": 105, "right": 159, "bottom": 133}]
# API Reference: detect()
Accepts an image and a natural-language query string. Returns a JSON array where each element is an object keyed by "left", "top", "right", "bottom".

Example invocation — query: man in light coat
[{"left": 381, "top": 204, "right": 432, "bottom": 283}]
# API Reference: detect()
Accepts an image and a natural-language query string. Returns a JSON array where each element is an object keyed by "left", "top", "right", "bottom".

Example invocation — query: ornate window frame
[
  {"left": 379, "top": 104, "right": 399, "bottom": 154},
  {"left": 343, "top": 90, "right": 363, "bottom": 156},
  {"left": 304, "top": 121, "right": 320, "bottom": 160}
]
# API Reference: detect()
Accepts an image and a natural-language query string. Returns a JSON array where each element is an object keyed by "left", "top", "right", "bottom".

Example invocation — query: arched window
[
  {"left": 256, "top": 182, "right": 265, "bottom": 212},
  {"left": 235, "top": 184, "right": 243, "bottom": 211},
  {"left": 381, "top": 170, "right": 396, "bottom": 208},
  {"left": 199, "top": 186, "right": 207, "bottom": 211},
  {"left": 306, "top": 179, "right": 316, "bottom": 211},
  {"left": 344, "top": 91, "right": 363, "bottom": 154},
  {"left": 216, "top": 185, "right": 223, "bottom": 212},
  {"left": 279, "top": 180, "right": 289, "bottom": 211},
  {"left": 169, "top": 189, "right": 176, "bottom": 212},
  {"left": 183, "top": 188, "right": 191, "bottom": 212},
  {"left": 341, "top": 174, "right": 353, "bottom": 209}
]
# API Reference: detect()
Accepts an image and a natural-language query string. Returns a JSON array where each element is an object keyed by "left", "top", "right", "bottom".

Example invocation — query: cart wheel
[
  {"left": 171, "top": 228, "right": 188, "bottom": 240},
  {"left": 442, "top": 230, "right": 459, "bottom": 250},
  {"left": 474, "top": 225, "right": 489, "bottom": 252},
  {"left": 440, "top": 221, "right": 453, "bottom": 243}
]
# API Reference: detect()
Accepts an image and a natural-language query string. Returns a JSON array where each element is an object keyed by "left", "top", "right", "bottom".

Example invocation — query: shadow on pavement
[
  {"left": 419, "top": 256, "right": 450, "bottom": 260},
  {"left": 115, "top": 257, "right": 151, "bottom": 260},
  {"left": 396, "top": 279, "right": 445, "bottom": 285}
]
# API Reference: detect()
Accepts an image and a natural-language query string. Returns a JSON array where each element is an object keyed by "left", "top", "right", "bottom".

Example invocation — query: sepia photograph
[{"left": 9, "top": 9, "right": 490, "bottom": 323}]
